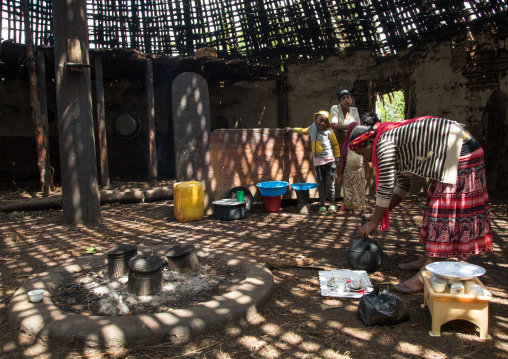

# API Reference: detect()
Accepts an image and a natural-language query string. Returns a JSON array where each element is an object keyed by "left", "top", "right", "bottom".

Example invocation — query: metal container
[
  {"left": 347, "top": 238, "right": 383, "bottom": 273},
  {"left": 127, "top": 255, "right": 163, "bottom": 296},
  {"left": 106, "top": 244, "right": 138, "bottom": 279},
  {"left": 213, "top": 198, "right": 246, "bottom": 220},
  {"left": 165, "top": 244, "right": 201, "bottom": 274}
]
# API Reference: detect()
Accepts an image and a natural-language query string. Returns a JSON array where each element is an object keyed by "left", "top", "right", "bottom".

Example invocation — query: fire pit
[{"left": 8, "top": 246, "right": 274, "bottom": 350}]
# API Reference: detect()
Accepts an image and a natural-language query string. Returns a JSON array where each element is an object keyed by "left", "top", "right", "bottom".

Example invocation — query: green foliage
[
  {"left": 85, "top": 247, "right": 97, "bottom": 254},
  {"left": 376, "top": 91, "right": 405, "bottom": 122}
]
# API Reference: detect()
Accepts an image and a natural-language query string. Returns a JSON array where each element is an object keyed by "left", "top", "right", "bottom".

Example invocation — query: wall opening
[{"left": 376, "top": 90, "right": 405, "bottom": 122}]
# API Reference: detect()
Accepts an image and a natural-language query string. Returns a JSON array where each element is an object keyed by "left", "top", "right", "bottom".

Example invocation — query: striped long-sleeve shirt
[{"left": 375, "top": 117, "right": 466, "bottom": 208}]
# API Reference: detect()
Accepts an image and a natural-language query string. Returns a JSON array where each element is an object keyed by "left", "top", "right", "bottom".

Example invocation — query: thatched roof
[{"left": 1, "top": 1, "right": 507, "bottom": 64}]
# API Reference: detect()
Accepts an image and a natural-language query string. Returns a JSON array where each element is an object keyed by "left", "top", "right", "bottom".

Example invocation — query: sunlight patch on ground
[
  {"left": 239, "top": 335, "right": 267, "bottom": 351},
  {"left": 340, "top": 327, "right": 372, "bottom": 340},
  {"left": 262, "top": 323, "right": 281, "bottom": 336}
]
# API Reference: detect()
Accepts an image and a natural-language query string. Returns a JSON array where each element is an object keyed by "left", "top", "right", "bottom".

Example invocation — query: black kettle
[{"left": 347, "top": 215, "right": 383, "bottom": 272}]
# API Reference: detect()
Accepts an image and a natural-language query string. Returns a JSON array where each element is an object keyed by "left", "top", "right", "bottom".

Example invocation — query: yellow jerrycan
[{"left": 173, "top": 181, "right": 204, "bottom": 222}]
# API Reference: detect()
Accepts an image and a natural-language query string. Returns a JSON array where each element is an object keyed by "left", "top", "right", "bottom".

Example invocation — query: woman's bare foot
[
  {"left": 394, "top": 257, "right": 437, "bottom": 293},
  {"left": 398, "top": 255, "right": 428, "bottom": 271},
  {"left": 393, "top": 272, "right": 425, "bottom": 294}
]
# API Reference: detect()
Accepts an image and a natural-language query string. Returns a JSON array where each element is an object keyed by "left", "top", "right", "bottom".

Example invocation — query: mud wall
[
  {"left": 209, "top": 81, "right": 278, "bottom": 130},
  {"left": 211, "top": 35, "right": 508, "bottom": 193},
  {"left": 1, "top": 33, "right": 507, "bottom": 193}
]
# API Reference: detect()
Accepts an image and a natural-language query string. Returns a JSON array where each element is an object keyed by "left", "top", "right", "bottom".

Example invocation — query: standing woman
[
  {"left": 349, "top": 113, "right": 493, "bottom": 293},
  {"left": 330, "top": 89, "right": 366, "bottom": 214}
]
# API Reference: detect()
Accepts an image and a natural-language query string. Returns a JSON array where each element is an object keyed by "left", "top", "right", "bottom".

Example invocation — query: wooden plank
[
  {"left": 146, "top": 59, "right": 157, "bottom": 181},
  {"left": 95, "top": 55, "right": 110, "bottom": 188},
  {"left": 0, "top": 185, "right": 174, "bottom": 212}
]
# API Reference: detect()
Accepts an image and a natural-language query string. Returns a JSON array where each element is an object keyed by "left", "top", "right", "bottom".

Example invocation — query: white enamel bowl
[{"left": 27, "top": 289, "right": 44, "bottom": 303}]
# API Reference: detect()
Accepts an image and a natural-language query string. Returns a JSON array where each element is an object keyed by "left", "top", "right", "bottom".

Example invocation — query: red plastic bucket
[{"left": 263, "top": 195, "right": 281, "bottom": 212}]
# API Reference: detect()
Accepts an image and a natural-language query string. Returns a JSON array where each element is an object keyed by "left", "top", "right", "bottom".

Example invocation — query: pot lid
[
  {"left": 347, "top": 238, "right": 383, "bottom": 253},
  {"left": 166, "top": 244, "right": 195, "bottom": 258},
  {"left": 107, "top": 244, "right": 137, "bottom": 255},
  {"left": 213, "top": 198, "right": 245, "bottom": 206},
  {"left": 129, "top": 255, "right": 163, "bottom": 271}
]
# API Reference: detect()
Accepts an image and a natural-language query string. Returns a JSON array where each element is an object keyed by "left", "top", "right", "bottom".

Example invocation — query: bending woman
[{"left": 349, "top": 113, "right": 493, "bottom": 293}]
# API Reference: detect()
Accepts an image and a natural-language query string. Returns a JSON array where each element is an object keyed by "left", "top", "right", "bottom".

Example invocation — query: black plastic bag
[{"left": 358, "top": 286, "right": 410, "bottom": 326}]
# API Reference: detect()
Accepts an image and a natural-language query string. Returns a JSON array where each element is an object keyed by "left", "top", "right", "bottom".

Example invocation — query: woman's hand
[
  {"left": 363, "top": 213, "right": 374, "bottom": 221},
  {"left": 358, "top": 219, "right": 379, "bottom": 239}
]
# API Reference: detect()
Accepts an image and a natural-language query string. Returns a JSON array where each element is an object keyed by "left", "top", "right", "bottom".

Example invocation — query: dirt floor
[{"left": 1, "top": 181, "right": 507, "bottom": 359}]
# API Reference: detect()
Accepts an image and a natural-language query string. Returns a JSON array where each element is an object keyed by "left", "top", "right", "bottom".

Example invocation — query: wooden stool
[{"left": 421, "top": 271, "right": 492, "bottom": 339}]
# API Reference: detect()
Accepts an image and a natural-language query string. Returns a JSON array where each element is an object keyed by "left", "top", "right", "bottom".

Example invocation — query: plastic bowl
[
  {"left": 27, "top": 289, "right": 44, "bottom": 303},
  {"left": 291, "top": 183, "right": 318, "bottom": 191},
  {"left": 430, "top": 277, "right": 447, "bottom": 293},
  {"left": 256, "top": 181, "right": 289, "bottom": 197}
]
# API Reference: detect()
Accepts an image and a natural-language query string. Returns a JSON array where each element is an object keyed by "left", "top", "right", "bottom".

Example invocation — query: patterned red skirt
[{"left": 419, "top": 147, "right": 493, "bottom": 260}]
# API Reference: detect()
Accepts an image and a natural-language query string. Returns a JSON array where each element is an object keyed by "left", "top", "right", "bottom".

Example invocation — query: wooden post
[
  {"left": 276, "top": 77, "right": 288, "bottom": 128},
  {"left": 36, "top": 52, "right": 54, "bottom": 190},
  {"left": 21, "top": 0, "right": 51, "bottom": 196},
  {"left": 483, "top": 89, "right": 507, "bottom": 194},
  {"left": 95, "top": 55, "right": 110, "bottom": 188},
  {"left": 146, "top": 59, "right": 157, "bottom": 182},
  {"left": 52, "top": 0, "right": 101, "bottom": 224}
]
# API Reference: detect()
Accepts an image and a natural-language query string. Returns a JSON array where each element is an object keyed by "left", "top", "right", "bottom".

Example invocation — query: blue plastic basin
[
  {"left": 291, "top": 183, "right": 318, "bottom": 191},
  {"left": 256, "top": 181, "right": 289, "bottom": 197}
]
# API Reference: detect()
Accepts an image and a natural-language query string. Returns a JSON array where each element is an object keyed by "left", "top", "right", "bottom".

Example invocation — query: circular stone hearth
[{"left": 8, "top": 247, "right": 274, "bottom": 350}]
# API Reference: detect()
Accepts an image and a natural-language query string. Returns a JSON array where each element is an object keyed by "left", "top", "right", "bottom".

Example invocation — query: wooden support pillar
[
  {"left": 146, "top": 59, "right": 157, "bottom": 182},
  {"left": 276, "top": 77, "right": 288, "bottom": 128},
  {"left": 21, "top": 0, "right": 51, "bottom": 196},
  {"left": 36, "top": 52, "right": 54, "bottom": 190},
  {"left": 95, "top": 55, "right": 110, "bottom": 188},
  {"left": 53, "top": 0, "right": 101, "bottom": 224},
  {"left": 483, "top": 89, "right": 507, "bottom": 195}
]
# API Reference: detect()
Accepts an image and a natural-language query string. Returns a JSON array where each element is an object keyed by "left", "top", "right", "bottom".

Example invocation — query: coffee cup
[
  {"left": 350, "top": 278, "right": 362, "bottom": 290},
  {"left": 450, "top": 282, "right": 465, "bottom": 295},
  {"left": 469, "top": 284, "right": 484, "bottom": 297},
  {"left": 330, "top": 276, "right": 347, "bottom": 293},
  {"left": 464, "top": 280, "right": 483, "bottom": 295},
  {"left": 334, "top": 280, "right": 347, "bottom": 293}
]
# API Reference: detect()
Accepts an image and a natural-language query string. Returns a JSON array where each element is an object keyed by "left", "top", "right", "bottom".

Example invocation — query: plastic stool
[{"left": 421, "top": 271, "right": 492, "bottom": 339}]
